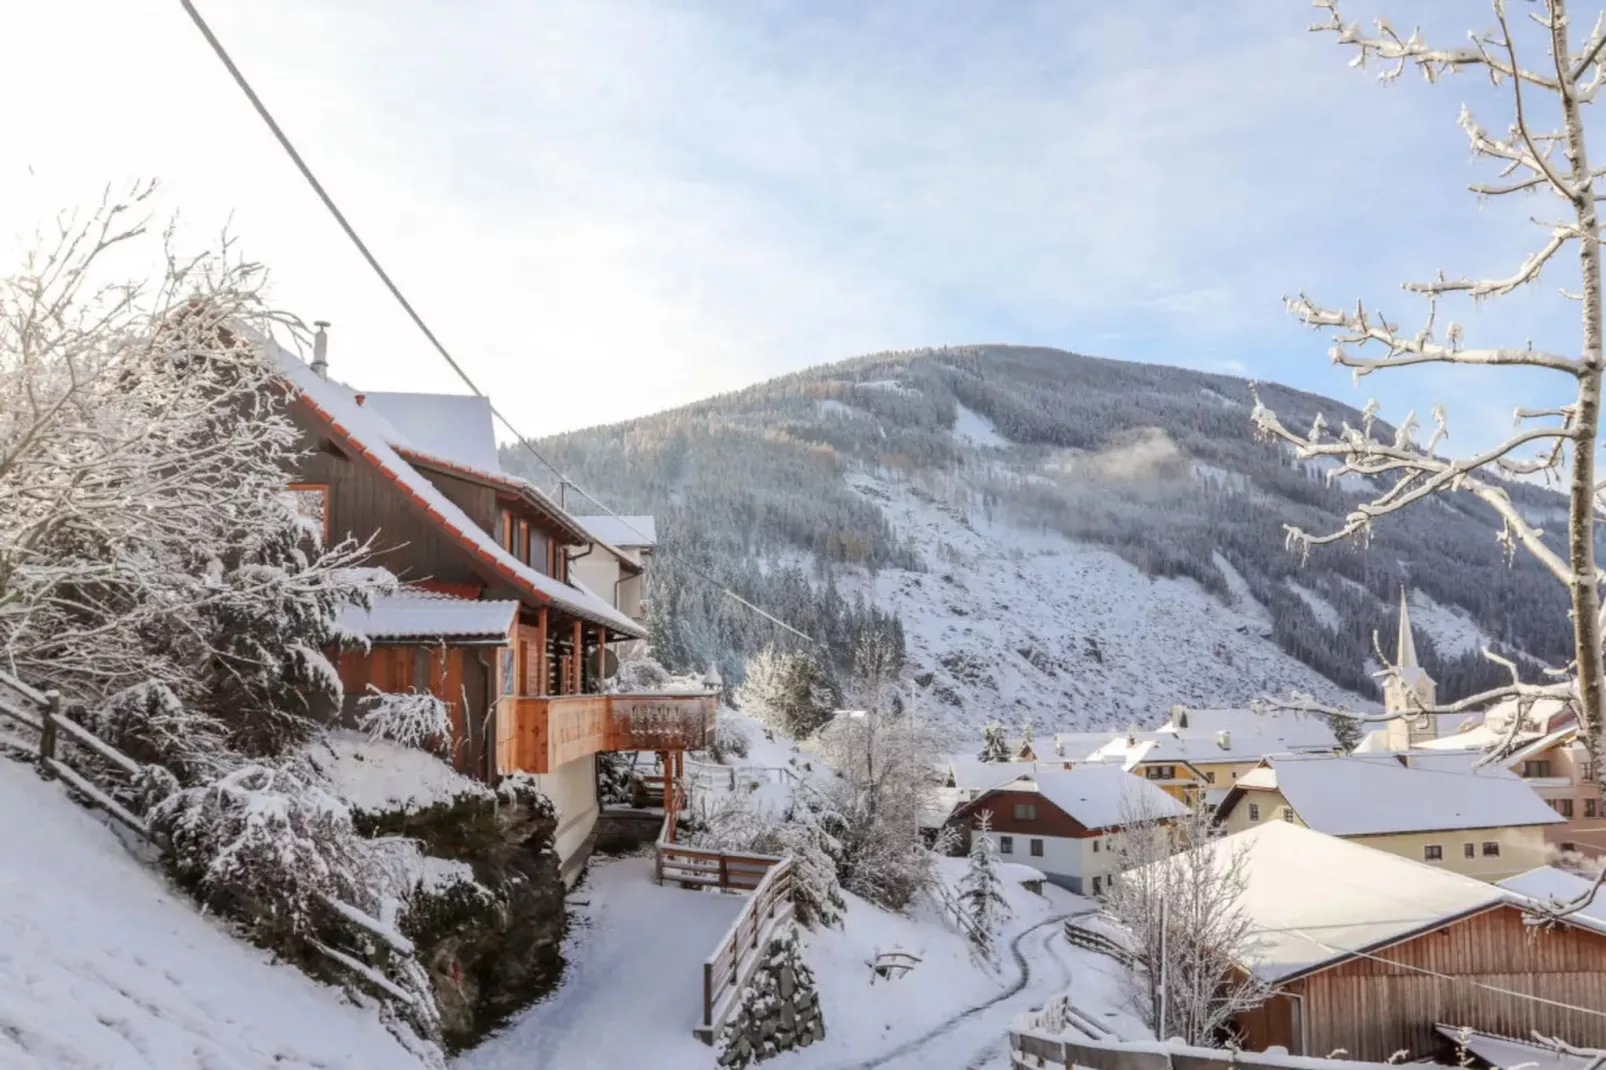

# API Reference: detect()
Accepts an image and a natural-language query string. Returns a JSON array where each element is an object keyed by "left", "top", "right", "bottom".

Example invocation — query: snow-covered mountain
[{"left": 506, "top": 345, "right": 1570, "bottom": 735}]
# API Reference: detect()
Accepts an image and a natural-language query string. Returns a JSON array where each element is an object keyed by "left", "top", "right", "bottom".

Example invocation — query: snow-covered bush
[
  {"left": 357, "top": 687, "right": 452, "bottom": 750},
  {"left": 736, "top": 646, "right": 836, "bottom": 740},
  {"left": 151, "top": 761, "right": 379, "bottom": 946},
  {"left": 596, "top": 751, "right": 635, "bottom": 806},
  {"left": 88, "top": 681, "right": 231, "bottom": 786},
  {"left": 702, "top": 717, "right": 751, "bottom": 764},
  {"left": 958, "top": 811, "right": 1011, "bottom": 962},
  {"left": 687, "top": 793, "right": 845, "bottom": 930}
]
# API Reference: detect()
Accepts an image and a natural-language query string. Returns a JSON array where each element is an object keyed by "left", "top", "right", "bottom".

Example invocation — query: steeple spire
[{"left": 1396, "top": 586, "right": 1420, "bottom": 673}]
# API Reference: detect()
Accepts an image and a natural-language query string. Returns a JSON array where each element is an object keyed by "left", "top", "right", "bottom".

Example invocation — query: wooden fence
[
  {"left": 694, "top": 854, "right": 796, "bottom": 1044},
  {"left": 0, "top": 668, "right": 438, "bottom": 1036},
  {"left": 1062, "top": 917, "right": 1139, "bottom": 968}
]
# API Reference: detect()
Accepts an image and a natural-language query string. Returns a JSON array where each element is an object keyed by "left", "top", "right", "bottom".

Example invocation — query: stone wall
[{"left": 717, "top": 926, "right": 825, "bottom": 1068}]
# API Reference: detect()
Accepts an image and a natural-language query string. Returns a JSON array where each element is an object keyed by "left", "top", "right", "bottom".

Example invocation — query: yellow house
[{"left": 1215, "top": 752, "right": 1565, "bottom": 882}]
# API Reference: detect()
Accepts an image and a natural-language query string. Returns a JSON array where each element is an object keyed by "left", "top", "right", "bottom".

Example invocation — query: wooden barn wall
[
  {"left": 288, "top": 409, "right": 490, "bottom": 590},
  {"left": 335, "top": 645, "right": 476, "bottom": 774},
  {"left": 1278, "top": 905, "right": 1606, "bottom": 1061}
]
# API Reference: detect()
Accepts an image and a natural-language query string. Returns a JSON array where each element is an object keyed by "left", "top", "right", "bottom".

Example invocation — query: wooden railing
[
  {"left": 1062, "top": 917, "right": 1139, "bottom": 968},
  {"left": 693, "top": 854, "right": 796, "bottom": 1044},
  {"left": 497, "top": 691, "right": 718, "bottom": 774}
]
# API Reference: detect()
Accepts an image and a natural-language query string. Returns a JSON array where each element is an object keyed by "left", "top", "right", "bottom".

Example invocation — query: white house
[{"left": 953, "top": 765, "right": 1185, "bottom": 895}]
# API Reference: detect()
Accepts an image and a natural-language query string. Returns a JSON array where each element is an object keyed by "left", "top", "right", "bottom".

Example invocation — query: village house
[
  {"left": 952, "top": 766, "right": 1185, "bottom": 895},
  {"left": 1213, "top": 752, "right": 1564, "bottom": 881},
  {"left": 1200, "top": 821, "right": 1606, "bottom": 1060},
  {"left": 568, "top": 513, "right": 656, "bottom": 663},
  {"left": 270, "top": 331, "right": 713, "bottom": 884}
]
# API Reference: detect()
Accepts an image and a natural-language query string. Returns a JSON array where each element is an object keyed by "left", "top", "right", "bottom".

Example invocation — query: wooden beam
[
  {"left": 598, "top": 630, "right": 608, "bottom": 689},
  {"left": 572, "top": 619, "right": 583, "bottom": 695},
  {"left": 536, "top": 607, "right": 549, "bottom": 697}
]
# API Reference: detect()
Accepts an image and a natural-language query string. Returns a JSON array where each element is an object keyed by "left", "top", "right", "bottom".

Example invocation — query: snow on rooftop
[
  {"left": 336, "top": 590, "right": 518, "bottom": 642},
  {"left": 303, "top": 730, "right": 494, "bottom": 818},
  {"left": 1497, "top": 866, "right": 1606, "bottom": 935},
  {"left": 271, "top": 345, "right": 642, "bottom": 637},
  {"left": 1435, "top": 1026, "right": 1603, "bottom": 1070},
  {"left": 1257, "top": 753, "right": 1564, "bottom": 836},
  {"left": 572, "top": 514, "right": 657, "bottom": 548},
  {"left": 1168, "top": 821, "right": 1507, "bottom": 981},
  {"left": 361, "top": 391, "right": 502, "bottom": 474},
  {"left": 1160, "top": 707, "right": 1340, "bottom": 752},
  {"left": 942, "top": 756, "right": 1038, "bottom": 793},
  {"left": 1026, "top": 766, "right": 1186, "bottom": 830}
]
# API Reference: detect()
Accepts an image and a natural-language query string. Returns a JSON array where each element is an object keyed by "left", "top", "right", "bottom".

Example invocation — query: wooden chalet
[
  {"left": 1167, "top": 822, "right": 1606, "bottom": 1061},
  {"left": 269, "top": 332, "right": 712, "bottom": 880}
]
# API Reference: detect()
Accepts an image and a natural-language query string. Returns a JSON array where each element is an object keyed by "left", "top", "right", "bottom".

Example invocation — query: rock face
[
  {"left": 717, "top": 926, "right": 825, "bottom": 1068},
  {"left": 353, "top": 773, "right": 566, "bottom": 1053}
]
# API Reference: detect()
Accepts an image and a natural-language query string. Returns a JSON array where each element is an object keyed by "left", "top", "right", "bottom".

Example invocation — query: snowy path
[{"left": 457, "top": 855, "right": 747, "bottom": 1070}]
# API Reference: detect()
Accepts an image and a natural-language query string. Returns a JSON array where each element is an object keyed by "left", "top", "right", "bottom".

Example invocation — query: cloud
[{"left": 0, "top": 0, "right": 1588, "bottom": 454}]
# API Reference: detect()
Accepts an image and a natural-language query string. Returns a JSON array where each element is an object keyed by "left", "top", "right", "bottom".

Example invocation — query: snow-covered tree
[
  {"left": 1018, "top": 720, "right": 1036, "bottom": 758},
  {"left": 736, "top": 645, "right": 836, "bottom": 740},
  {"left": 357, "top": 687, "right": 452, "bottom": 751},
  {"left": 0, "top": 185, "right": 385, "bottom": 756},
  {"left": 685, "top": 790, "right": 845, "bottom": 929},
  {"left": 958, "top": 810, "right": 1011, "bottom": 962},
  {"left": 1327, "top": 711, "right": 1363, "bottom": 754},
  {"left": 977, "top": 722, "right": 1010, "bottom": 763},
  {"left": 1103, "top": 795, "right": 1268, "bottom": 1043},
  {"left": 1248, "top": 0, "right": 1606, "bottom": 920}
]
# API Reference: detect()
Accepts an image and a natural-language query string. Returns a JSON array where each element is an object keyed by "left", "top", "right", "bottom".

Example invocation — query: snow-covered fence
[
  {"left": 1062, "top": 917, "right": 1138, "bottom": 968},
  {"left": 1009, "top": 1009, "right": 1408, "bottom": 1070},
  {"left": 694, "top": 854, "right": 796, "bottom": 1044}
]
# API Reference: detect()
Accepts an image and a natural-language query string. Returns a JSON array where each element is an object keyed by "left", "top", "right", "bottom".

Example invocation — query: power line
[{"left": 174, "top": 0, "right": 815, "bottom": 647}]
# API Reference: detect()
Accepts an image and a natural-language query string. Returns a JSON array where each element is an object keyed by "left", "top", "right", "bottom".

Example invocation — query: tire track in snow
[{"left": 844, "top": 913, "right": 1076, "bottom": 1070}]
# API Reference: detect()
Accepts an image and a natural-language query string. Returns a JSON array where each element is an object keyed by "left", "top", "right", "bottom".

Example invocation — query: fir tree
[
  {"left": 978, "top": 722, "right": 1010, "bottom": 763},
  {"left": 959, "top": 810, "right": 1011, "bottom": 961}
]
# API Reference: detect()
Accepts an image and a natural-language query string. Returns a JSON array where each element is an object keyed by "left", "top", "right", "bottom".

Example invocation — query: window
[
  {"left": 1014, "top": 803, "right": 1037, "bottom": 821},
  {"left": 1282, "top": 807, "right": 1296, "bottom": 823},
  {"left": 1145, "top": 765, "right": 1176, "bottom": 781},
  {"left": 1523, "top": 759, "right": 1553, "bottom": 779},
  {"left": 998, "top": 836, "right": 1014, "bottom": 855},
  {"left": 1030, "top": 839, "right": 1044, "bottom": 857},
  {"left": 1091, "top": 876, "right": 1103, "bottom": 896},
  {"left": 1587, "top": 798, "right": 1599, "bottom": 819},
  {"left": 280, "top": 483, "right": 329, "bottom": 543},
  {"left": 1553, "top": 798, "right": 1575, "bottom": 818},
  {"left": 1092, "top": 839, "right": 1100, "bottom": 854},
  {"left": 1424, "top": 845, "right": 1443, "bottom": 861},
  {"left": 1204, "top": 771, "right": 1217, "bottom": 784},
  {"left": 1561, "top": 842, "right": 1578, "bottom": 854},
  {"left": 1249, "top": 803, "right": 1261, "bottom": 822},
  {"left": 1481, "top": 842, "right": 1500, "bottom": 857},
  {"left": 1463, "top": 843, "right": 1475, "bottom": 859},
  {"left": 1583, "top": 761, "right": 1599, "bottom": 783}
]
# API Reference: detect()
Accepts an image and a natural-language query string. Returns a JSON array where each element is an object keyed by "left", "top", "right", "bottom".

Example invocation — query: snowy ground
[
  {"left": 838, "top": 473, "right": 1371, "bottom": 735},
  {"left": 0, "top": 757, "right": 427, "bottom": 1070},
  {"left": 457, "top": 848, "right": 1146, "bottom": 1070}
]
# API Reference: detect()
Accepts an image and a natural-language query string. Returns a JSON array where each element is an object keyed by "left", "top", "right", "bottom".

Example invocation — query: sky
[{"left": 0, "top": 0, "right": 1595, "bottom": 457}]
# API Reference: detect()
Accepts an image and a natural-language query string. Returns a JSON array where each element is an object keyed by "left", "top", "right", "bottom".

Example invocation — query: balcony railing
[{"left": 497, "top": 691, "right": 718, "bottom": 774}]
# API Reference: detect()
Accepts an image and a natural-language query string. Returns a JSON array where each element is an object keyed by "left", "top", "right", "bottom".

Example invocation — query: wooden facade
[
  {"left": 334, "top": 644, "right": 492, "bottom": 777},
  {"left": 496, "top": 693, "right": 717, "bottom": 775},
  {"left": 957, "top": 788, "right": 1100, "bottom": 840},
  {"left": 1235, "top": 904, "right": 1606, "bottom": 1061}
]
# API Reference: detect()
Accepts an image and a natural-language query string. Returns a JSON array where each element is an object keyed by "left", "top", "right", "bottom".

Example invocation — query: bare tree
[
  {"left": 1103, "top": 797, "right": 1269, "bottom": 1044},
  {"left": 1249, "top": 0, "right": 1606, "bottom": 919}
]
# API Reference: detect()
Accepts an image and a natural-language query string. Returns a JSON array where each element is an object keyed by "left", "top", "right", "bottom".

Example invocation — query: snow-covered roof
[
  {"left": 573, "top": 514, "right": 657, "bottom": 549},
  {"left": 1047, "top": 732, "right": 1118, "bottom": 761},
  {"left": 943, "top": 756, "right": 1037, "bottom": 793},
  {"left": 1497, "top": 867, "right": 1606, "bottom": 935},
  {"left": 1162, "top": 821, "right": 1508, "bottom": 981},
  {"left": 1435, "top": 1026, "right": 1602, "bottom": 1070},
  {"left": 1236, "top": 754, "right": 1564, "bottom": 836},
  {"left": 336, "top": 591, "right": 518, "bottom": 642},
  {"left": 360, "top": 392, "right": 502, "bottom": 474},
  {"left": 271, "top": 344, "right": 644, "bottom": 638},
  {"left": 1159, "top": 708, "right": 1340, "bottom": 753},
  {"left": 1087, "top": 721, "right": 1335, "bottom": 769},
  {"left": 1026, "top": 766, "right": 1186, "bottom": 830}
]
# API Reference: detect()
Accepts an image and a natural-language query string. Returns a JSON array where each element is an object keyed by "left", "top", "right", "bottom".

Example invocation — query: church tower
[{"left": 1384, "top": 588, "right": 1439, "bottom": 750}]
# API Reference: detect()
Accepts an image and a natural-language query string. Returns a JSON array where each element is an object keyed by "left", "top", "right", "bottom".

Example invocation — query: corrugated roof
[
  {"left": 270, "top": 343, "right": 644, "bottom": 638},
  {"left": 337, "top": 591, "right": 518, "bottom": 642},
  {"left": 573, "top": 515, "right": 657, "bottom": 548},
  {"left": 1259, "top": 753, "right": 1564, "bottom": 836},
  {"left": 1155, "top": 821, "right": 1508, "bottom": 981},
  {"left": 361, "top": 392, "right": 502, "bottom": 474}
]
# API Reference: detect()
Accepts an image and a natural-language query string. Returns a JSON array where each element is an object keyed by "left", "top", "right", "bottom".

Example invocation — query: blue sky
[{"left": 1, "top": 0, "right": 1591, "bottom": 457}]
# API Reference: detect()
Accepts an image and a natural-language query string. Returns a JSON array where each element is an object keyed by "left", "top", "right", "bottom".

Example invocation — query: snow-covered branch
[
  {"left": 1311, "top": 0, "right": 1561, "bottom": 91},
  {"left": 1285, "top": 295, "right": 1578, "bottom": 374}
]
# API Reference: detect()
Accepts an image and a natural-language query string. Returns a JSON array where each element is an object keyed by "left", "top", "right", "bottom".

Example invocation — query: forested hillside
[{"left": 505, "top": 345, "right": 1573, "bottom": 731}]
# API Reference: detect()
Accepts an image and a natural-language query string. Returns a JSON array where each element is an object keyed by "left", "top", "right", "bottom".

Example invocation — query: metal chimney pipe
[{"left": 311, "top": 320, "right": 331, "bottom": 379}]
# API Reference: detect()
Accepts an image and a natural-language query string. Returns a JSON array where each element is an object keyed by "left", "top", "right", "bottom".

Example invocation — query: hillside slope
[
  {"left": 0, "top": 759, "right": 428, "bottom": 1070},
  {"left": 507, "top": 345, "right": 1570, "bottom": 733}
]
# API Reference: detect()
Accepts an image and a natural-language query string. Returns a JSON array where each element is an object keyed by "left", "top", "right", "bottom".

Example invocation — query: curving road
[{"left": 844, "top": 912, "right": 1080, "bottom": 1070}]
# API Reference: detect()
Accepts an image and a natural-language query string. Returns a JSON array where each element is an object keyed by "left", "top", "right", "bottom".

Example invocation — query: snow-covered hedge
[
  {"left": 357, "top": 687, "right": 452, "bottom": 750},
  {"left": 302, "top": 730, "right": 493, "bottom": 821}
]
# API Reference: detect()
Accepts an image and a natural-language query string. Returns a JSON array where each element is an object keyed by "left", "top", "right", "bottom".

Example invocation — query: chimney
[
  {"left": 354, "top": 394, "right": 366, "bottom": 407},
  {"left": 1216, "top": 730, "right": 1231, "bottom": 751},
  {"left": 1171, "top": 705, "right": 1188, "bottom": 729},
  {"left": 311, "top": 321, "right": 331, "bottom": 379}
]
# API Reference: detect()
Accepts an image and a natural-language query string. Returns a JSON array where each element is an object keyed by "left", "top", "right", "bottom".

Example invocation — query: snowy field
[
  {"left": 458, "top": 849, "right": 1145, "bottom": 1070},
  {"left": 0, "top": 758, "right": 427, "bottom": 1070}
]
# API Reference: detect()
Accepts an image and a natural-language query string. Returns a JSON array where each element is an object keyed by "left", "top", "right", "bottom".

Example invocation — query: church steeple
[{"left": 1384, "top": 586, "right": 1439, "bottom": 749}]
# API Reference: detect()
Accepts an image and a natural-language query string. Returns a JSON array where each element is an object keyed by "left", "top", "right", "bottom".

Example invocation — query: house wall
[
  {"left": 1518, "top": 740, "right": 1606, "bottom": 857},
  {"left": 964, "top": 788, "right": 1132, "bottom": 894},
  {"left": 333, "top": 643, "right": 488, "bottom": 776},
  {"left": 1345, "top": 825, "right": 1552, "bottom": 882},
  {"left": 1240, "top": 904, "right": 1606, "bottom": 1060},
  {"left": 526, "top": 753, "right": 599, "bottom": 886},
  {"left": 1220, "top": 788, "right": 1303, "bottom": 835}
]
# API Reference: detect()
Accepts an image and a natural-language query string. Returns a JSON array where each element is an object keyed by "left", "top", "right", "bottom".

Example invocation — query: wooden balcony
[{"left": 497, "top": 691, "right": 718, "bottom": 774}]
